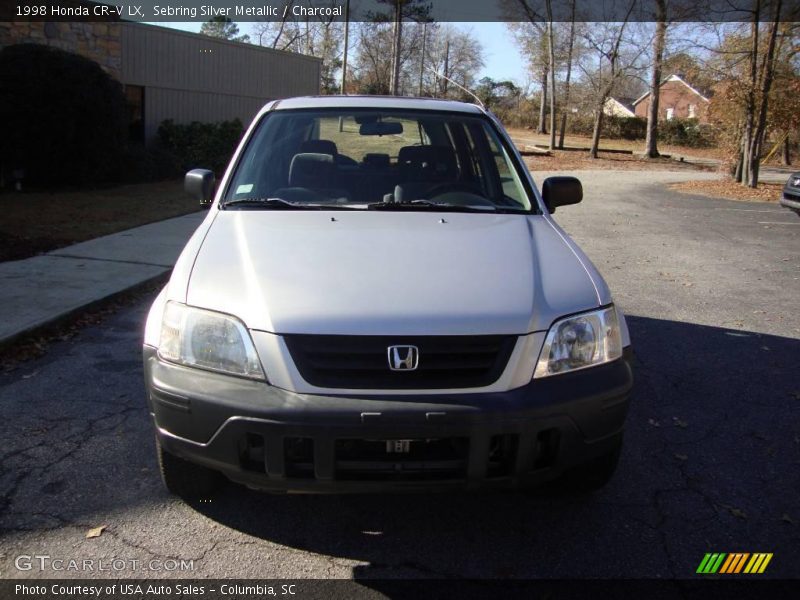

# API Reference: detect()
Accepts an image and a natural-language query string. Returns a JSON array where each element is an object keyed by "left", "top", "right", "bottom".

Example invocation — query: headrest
[
  {"left": 363, "top": 153, "right": 390, "bottom": 168},
  {"left": 300, "top": 139, "right": 338, "bottom": 156},
  {"left": 289, "top": 153, "right": 334, "bottom": 188},
  {"left": 398, "top": 145, "right": 457, "bottom": 180}
]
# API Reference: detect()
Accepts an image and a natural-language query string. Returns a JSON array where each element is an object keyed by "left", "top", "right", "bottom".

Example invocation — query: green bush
[
  {"left": 565, "top": 114, "right": 647, "bottom": 140},
  {"left": 563, "top": 113, "right": 716, "bottom": 148},
  {"left": 613, "top": 116, "right": 647, "bottom": 140},
  {"left": 657, "top": 118, "right": 716, "bottom": 148},
  {"left": 0, "top": 43, "right": 128, "bottom": 186},
  {"left": 565, "top": 114, "right": 596, "bottom": 137},
  {"left": 157, "top": 119, "right": 244, "bottom": 175}
]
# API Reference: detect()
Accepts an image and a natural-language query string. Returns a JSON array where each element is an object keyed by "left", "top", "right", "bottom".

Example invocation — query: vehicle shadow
[{"left": 191, "top": 316, "right": 800, "bottom": 578}]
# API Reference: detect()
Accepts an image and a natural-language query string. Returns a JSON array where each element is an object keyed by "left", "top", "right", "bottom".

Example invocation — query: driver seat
[
  {"left": 271, "top": 153, "right": 351, "bottom": 203},
  {"left": 397, "top": 145, "right": 458, "bottom": 199}
]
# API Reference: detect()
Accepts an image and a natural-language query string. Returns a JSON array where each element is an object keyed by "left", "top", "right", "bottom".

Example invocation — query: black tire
[
  {"left": 156, "top": 437, "right": 224, "bottom": 499},
  {"left": 559, "top": 438, "right": 623, "bottom": 493}
]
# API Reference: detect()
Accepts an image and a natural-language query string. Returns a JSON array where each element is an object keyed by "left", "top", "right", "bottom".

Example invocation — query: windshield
[{"left": 223, "top": 109, "right": 533, "bottom": 212}]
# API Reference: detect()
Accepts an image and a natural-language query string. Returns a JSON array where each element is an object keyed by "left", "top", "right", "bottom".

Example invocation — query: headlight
[
  {"left": 533, "top": 306, "right": 622, "bottom": 378},
  {"left": 158, "top": 301, "right": 264, "bottom": 380}
]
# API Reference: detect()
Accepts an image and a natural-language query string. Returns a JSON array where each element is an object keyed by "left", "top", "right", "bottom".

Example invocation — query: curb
[{"left": 0, "top": 269, "right": 171, "bottom": 353}]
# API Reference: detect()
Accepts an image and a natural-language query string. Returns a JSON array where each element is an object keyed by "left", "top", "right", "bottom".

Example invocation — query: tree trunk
[
  {"left": 590, "top": 109, "right": 604, "bottom": 159},
  {"left": 559, "top": 114, "right": 568, "bottom": 149},
  {"left": 390, "top": 3, "right": 403, "bottom": 95},
  {"left": 783, "top": 135, "right": 792, "bottom": 166},
  {"left": 645, "top": 0, "right": 667, "bottom": 158},
  {"left": 746, "top": 0, "right": 782, "bottom": 188},
  {"left": 558, "top": 1, "right": 576, "bottom": 149},
  {"left": 537, "top": 66, "right": 548, "bottom": 134},
  {"left": 546, "top": 5, "right": 557, "bottom": 150},
  {"left": 739, "top": 3, "right": 760, "bottom": 185},
  {"left": 340, "top": 0, "right": 350, "bottom": 94},
  {"left": 418, "top": 21, "right": 427, "bottom": 96},
  {"left": 734, "top": 150, "right": 744, "bottom": 181},
  {"left": 441, "top": 38, "right": 450, "bottom": 97}
]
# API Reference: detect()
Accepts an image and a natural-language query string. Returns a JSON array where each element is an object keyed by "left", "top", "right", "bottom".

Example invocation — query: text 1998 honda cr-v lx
[{"left": 143, "top": 96, "right": 633, "bottom": 497}]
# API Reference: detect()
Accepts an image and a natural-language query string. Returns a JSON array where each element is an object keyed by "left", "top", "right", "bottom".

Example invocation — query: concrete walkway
[{"left": 0, "top": 212, "right": 205, "bottom": 346}]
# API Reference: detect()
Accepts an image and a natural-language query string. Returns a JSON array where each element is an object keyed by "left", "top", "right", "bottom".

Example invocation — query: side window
[
  {"left": 463, "top": 121, "right": 528, "bottom": 207},
  {"left": 484, "top": 127, "right": 528, "bottom": 207},
  {"left": 462, "top": 124, "right": 492, "bottom": 197}
]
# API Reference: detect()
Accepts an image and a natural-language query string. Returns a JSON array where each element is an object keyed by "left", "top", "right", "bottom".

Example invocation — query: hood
[{"left": 185, "top": 211, "right": 600, "bottom": 335}]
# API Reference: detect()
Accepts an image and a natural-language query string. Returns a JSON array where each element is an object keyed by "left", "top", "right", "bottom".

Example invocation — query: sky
[{"left": 152, "top": 21, "right": 527, "bottom": 84}]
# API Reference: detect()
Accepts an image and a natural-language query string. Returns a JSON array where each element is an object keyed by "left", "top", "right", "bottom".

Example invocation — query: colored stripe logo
[{"left": 697, "top": 553, "right": 773, "bottom": 574}]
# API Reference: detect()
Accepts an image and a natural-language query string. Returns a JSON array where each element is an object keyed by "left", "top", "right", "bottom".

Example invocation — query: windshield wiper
[
  {"left": 221, "top": 197, "right": 360, "bottom": 210},
  {"left": 366, "top": 199, "right": 519, "bottom": 213}
]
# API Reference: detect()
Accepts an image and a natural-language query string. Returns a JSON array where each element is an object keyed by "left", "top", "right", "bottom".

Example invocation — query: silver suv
[{"left": 143, "top": 96, "right": 633, "bottom": 497}]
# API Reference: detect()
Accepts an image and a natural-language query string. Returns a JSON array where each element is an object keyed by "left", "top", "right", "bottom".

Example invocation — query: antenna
[{"left": 425, "top": 65, "right": 485, "bottom": 109}]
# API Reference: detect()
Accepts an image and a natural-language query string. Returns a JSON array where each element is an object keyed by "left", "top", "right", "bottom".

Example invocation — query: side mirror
[
  {"left": 185, "top": 169, "right": 215, "bottom": 207},
  {"left": 541, "top": 176, "right": 582, "bottom": 213}
]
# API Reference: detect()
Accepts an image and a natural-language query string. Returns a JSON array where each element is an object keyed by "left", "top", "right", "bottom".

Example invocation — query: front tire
[{"left": 156, "top": 436, "right": 223, "bottom": 499}]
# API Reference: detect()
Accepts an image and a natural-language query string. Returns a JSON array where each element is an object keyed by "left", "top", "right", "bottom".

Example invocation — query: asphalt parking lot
[{"left": 1, "top": 170, "right": 798, "bottom": 580}]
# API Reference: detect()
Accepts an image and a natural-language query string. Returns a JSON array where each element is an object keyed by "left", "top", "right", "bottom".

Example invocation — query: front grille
[
  {"left": 335, "top": 438, "right": 469, "bottom": 481},
  {"left": 784, "top": 189, "right": 800, "bottom": 201},
  {"left": 235, "top": 429, "right": 564, "bottom": 483},
  {"left": 283, "top": 334, "right": 517, "bottom": 389}
]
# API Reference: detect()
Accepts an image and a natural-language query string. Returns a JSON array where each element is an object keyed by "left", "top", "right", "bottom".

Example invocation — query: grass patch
[
  {"left": 523, "top": 149, "right": 713, "bottom": 173},
  {"left": 506, "top": 128, "right": 727, "bottom": 162},
  {"left": 0, "top": 180, "right": 200, "bottom": 262}
]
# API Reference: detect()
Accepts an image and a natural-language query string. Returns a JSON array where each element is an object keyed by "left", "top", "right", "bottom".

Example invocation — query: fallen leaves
[
  {"left": 669, "top": 180, "right": 784, "bottom": 203},
  {"left": 85, "top": 525, "right": 107, "bottom": 539}
]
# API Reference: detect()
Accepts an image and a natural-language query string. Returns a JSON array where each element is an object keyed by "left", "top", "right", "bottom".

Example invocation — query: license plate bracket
[{"left": 385, "top": 440, "right": 412, "bottom": 453}]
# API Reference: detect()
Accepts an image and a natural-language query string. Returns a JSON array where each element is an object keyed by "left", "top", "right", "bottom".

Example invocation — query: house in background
[
  {"left": 603, "top": 97, "right": 636, "bottom": 118},
  {"left": 0, "top": 21, "right": 321, "bottom": 144},
  {"left": 633, "top": 74, "right": 710, "bottom": 122}
]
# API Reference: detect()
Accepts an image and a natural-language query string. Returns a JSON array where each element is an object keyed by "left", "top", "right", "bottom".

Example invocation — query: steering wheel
[
  {"left": 424, "top": 181, "right": 496, "bottom": 207},
  {"left": 424, "top": 181, "right": 482, "bottom": 197}
]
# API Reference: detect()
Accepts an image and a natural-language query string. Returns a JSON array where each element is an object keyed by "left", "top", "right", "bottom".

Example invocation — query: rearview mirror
[
  {"left": 185, "top": 169, "right": 215, "bottom": 207},
  {"left": 541, "top": 176, "right": 582, "bottom": 213},
  {"left": 359, "top": 121, "right": 403, "bottom": 136}
]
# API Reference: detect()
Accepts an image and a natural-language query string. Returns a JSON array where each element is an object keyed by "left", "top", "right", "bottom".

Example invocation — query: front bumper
[
  {"left": 780, "top": 191, "right": 800, "bottom": 215},
  {"left": 144, "top": 346, "right": 634, "bottom": 492}
]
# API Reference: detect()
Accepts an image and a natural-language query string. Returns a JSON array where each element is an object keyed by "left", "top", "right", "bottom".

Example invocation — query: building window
[
  {"left": 125, "top": 85, "right": 145, "bottom": 143},
  {"left": 665, "top": 107, "right": 674, "bottom": 121},
  {"left": 688, "top": 104, "right": 696, "bottom": 118}
]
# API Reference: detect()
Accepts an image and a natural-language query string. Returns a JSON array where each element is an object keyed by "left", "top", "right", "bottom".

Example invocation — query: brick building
[{"left": 632, "top": 74, "right": 710, "bottom": 123}]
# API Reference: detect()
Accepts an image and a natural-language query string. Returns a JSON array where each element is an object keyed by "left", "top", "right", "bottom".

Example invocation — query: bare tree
[
  {"left": 425, "top": 25, "right": 485, "bottom": 99},
  {"left": 744, "top": 0, "right": 783, "bottom": 187},
  {"left": 576, "top": 2, "right": 641, "bottom": 158},
  {"left": 644, "top": 0, "right": 667, "bottom": 158},
  {"left": 558, "top": 0, "right": 577, "bottom": 149},
  {"left": 506, "top": 12, "right": 550, "bottom": 134},
  {"left": 351, "top": 21, "right": 395, "bottom": 94},
  {"left": 545, "top": 0, "right": 557, "bottom": 148},
  {"left": 372, "top": 0, "right": 431, "bottom": 95}
]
